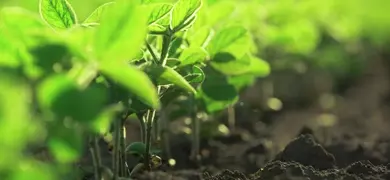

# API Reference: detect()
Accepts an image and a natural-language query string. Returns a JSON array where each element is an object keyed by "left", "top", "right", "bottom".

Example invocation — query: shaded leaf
[
  {"left": 37, "top": 74, "right": 108, "bottom": 122},
  {"left": 160, "top": 87, "right": 185, "bottom": 107},
  {"left": 48, "top": 125, "right": 83, "bottom": 163},
  {"left": 90, "top": 104, "right": 124, "bottom": 134},
  {"left": 198, "top": 67, "right": 239, "bottom": 113},
  {"left": 30, "top": 43, "right": 71, "bottom": 74},
  {"left": 184, "top": 65, "right": 205, "bottom": 83},
  {"left": 126, "top": 142, "right": 146, "bottom": 156}
]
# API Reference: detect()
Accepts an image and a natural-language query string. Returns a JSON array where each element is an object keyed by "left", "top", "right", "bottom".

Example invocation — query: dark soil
[
  {"left": 70, "top": 55, "right": 390, "bottom": 179},
  {"left": 129, "top": 57, "right": 390, "bottom": 180}
]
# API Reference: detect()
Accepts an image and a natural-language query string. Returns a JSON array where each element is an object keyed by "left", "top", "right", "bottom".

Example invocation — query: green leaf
[
  {"left": 184, "top": 65, "right": 205, "bottom": 83},
  {"left": 168, "top": 37, "right": 186, "bottom": 57},
  {"left": 83, "top": 1, "right": 114, "bottom": 24},
  {"left": 37, "top": 74, "right": 108, "bottom": 122},
  {"left": 209, "top": 52, "right": 250, "bottom": 75},
  {"left": 207, "top": 1, "right": 235, "bottom": 26},
  {"left": 39, "top": 0, "right": 78, "bottom": 29},
  {"left": 210, "top": 53, "right": 270, "bottom": 76},
  {"left": 144, "top": 64, "right": 196, "bottom": 94},
  {"left": 228, "top": 74, "right": 256, "bottom": 90},
  {"left": 10, "top": 161, "right": 55, "bottom": 180},
  {"left": 160, "top": 87, "right": 185, "bottom": 107},
  {"left": 48, "top": 125, "right": 84, "bottom": 163},
  {"left": 94, "top": 0, "right": 149, "bottom": 63},
  {"left": 198, "top": 67, "right": 238, "bottom": 113},
  {"left": 0, "top": 69, "right": 31, "bottom": 168},
  {"left": 0, "top": 7, "right": 49, "bottom": 67},
  {"left": 30, "top": 43, "right": 71, "bottom": 74},
  {"left": 99, "top": 61, "right": 160, "bottom": 109},
  {"left": 126, "top": 142, "right": 160, "bottom": 156},
  {"left": 247, "top": 56, "right": 270, "bottom": 77},
  {"left": 90, "top": 104, "right": 124, "bottom": 134},
  {"left": 206, "top": 26, "right": 248, "bottom": 57},
  {"left": 148, "top": 3, "right": 173, "bottom": 24},
  {"left": 126, "top": 142, "right": 146, "bottom": 156},
  {"left": 178, "top": 47, "right": 208, "bottom": 67},
  {"left": 165, "top": 58, "right": 181, "bottom": 67},
  {"left": 188, "top": 26, "right": 214, "bottom": 47},
  {"left": 170, "top": 0, "right": 202, "bottom": 30}
]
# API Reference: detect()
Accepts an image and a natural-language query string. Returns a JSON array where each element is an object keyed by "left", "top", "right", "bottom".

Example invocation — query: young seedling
[{"left": 0, "top": 0, "right": 269, "bottom": 179}]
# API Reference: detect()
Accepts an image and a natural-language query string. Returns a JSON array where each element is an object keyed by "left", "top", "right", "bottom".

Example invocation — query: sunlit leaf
[
  {"left": 0, "top": 70, "right": 31, "bottom": 168},
  {"left": 148, "top": 3, "right": 173, "bottom": 24},
  {"left": 209, "top": 52, "right": 250, "bottom": 75},
  {"left": 188, "top": 26, "right": 214, "bottom": 47},
  {"left": 170, "top": 0, "right": 202, "bottom": 30},
  {"left": 0, "top": 7, "right": 48, "bottom": 67},
  {"left": 94, "top": 0, "right": 149, "bottom": 63},
  {"left": 99, "top": 61, "right": 160, "bottom": 109},
  {"left": 39, "top": 0, "right": 77, "bottom": 29},
  {"left": 248, "top": 56, "right": 270, "bottom": 77},
  {"left": 144, "top": 64, "right": 196, "bottom": 94},
  {"left": 207, "top": 1, "right": 235, "bottom": 26},
  {"left": 207, "top": 25, "right": 248, "bottom": 57},
  {"left": 178, "top": 47, "right": 208, "bottom": 67},
  {"left": 83, "top": 1, "right": 114, "bottom": 24}
]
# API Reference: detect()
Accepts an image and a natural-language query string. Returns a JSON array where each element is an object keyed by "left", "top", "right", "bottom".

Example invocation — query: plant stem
[
  {"left": 145, "top": 41, "right": 159, "bottom": 64},
  {"left": 227, "top": 105, "right": 236, "bottom": 132},
  {"left": 136, "top": 113, "right": 147, "bottom": 143},
  {"left": 112, "top": 117, "right": 121, "bottom": 180},
  {"left": 142, "top": 28, "right": 172, "bottom": 171},
  {"left": 143, "top": 109, "right": 156, "bottom": 171},
  {"left": 159, "top": 107, "right": 171, "bottom": 160},
  {"left": 160, "top": 32, "right": 172, "bottom": 65},
  {"left": 119, "top": 115, "right": 127, "bottom": 177},
  {"left": 89, "top": 136, "right": 101, "bottom": 180},
  {"left": 152, "top": 113, "right": 160, "bottom": 143},
  {"left": 94, "top": 136, "right": 102, "bottom": 167},
  {"left": 189, "top": 95, "right": 200, "bottom": 164}
]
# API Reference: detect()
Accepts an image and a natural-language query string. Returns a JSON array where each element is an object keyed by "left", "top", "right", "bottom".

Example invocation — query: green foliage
[
  {"left": 170, "top": 0, "right": 202, "bottom": 31},
  {"left": 94, "top": 0, "right": 148, "bottom": 63},
  {"left": 39, "top": 0, "right": 78, "bottom": 29},
  {"left": 83, "top": 1, "right": 114, "bottom": 24},
  {"left": 3, "top": 0, "right": 389, "bottom": 179}
]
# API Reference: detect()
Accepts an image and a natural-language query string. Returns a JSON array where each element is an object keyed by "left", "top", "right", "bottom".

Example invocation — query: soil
[{"left": 70, "top": 53, "right": 390, "bottom": 179}]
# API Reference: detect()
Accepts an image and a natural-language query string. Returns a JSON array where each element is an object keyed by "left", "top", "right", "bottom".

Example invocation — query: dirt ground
[{"left": 73, "top": 51, "right": 390, "bottom": 179}]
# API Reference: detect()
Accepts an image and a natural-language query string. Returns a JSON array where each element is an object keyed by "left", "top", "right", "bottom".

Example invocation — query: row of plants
[
  {"left": 1, "top": 0, "right": 390, "bottom": 179},
  {"left": 0, "top": 0, "right": 270, "bottom": 179}
]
